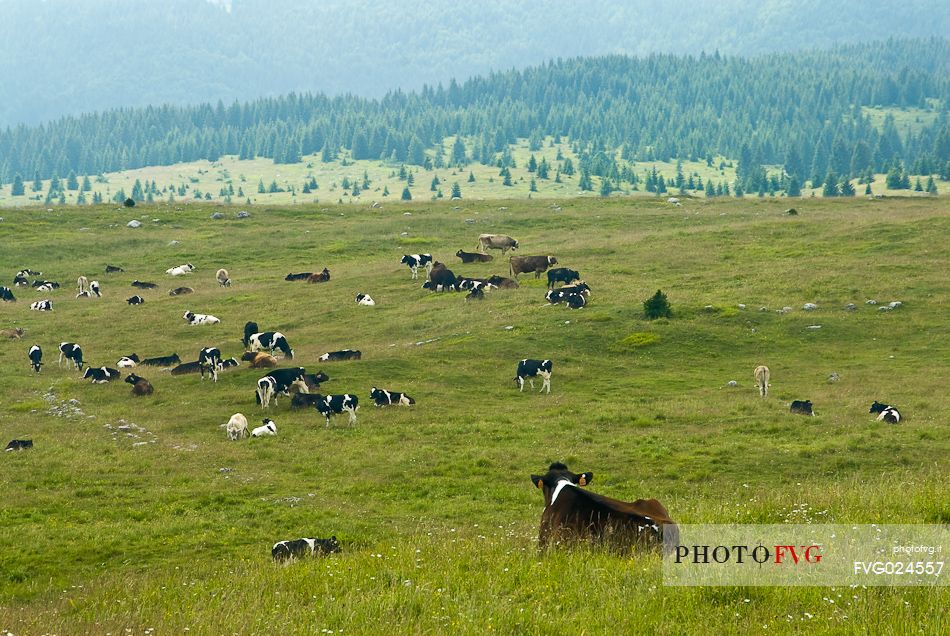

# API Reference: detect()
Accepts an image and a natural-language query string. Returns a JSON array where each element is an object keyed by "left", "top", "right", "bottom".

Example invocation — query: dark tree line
[{"left": 2, "top": 38, "right": 949, "bottom": 194}]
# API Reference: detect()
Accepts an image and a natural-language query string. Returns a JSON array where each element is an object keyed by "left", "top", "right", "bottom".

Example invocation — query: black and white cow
[
  {"left": 251, "top": 418, "right": 277, "bottom": 437},
  {"left": 546, "top": 268, "right": 581, "bottom": 289},
  {"left": 5, "top": 439, "right": 33, "bottom": 451},
  {"left": 314, "top": 394, "right": 359, "bottom": 426},
  {"left": 272, "top": 537, "right": 340, "bottom": 562},
  {"left": 256, "top": 368, "right": 309, "bottom": 408},
  {"left": 242, "top": 321, "right": 259, "bottom": 347},
  {"left": 465, "top": 287, "right": 485, "bottom": 301},
  {"left": 400, "top": 254, "right": 433, "bottom": 280},
  {"left": 319, "top": 349, "right": 361, "bottom": 362},
  {"left": 1, "top": 286, "right": 17, "bottom": 301},
  {"left": 31, "top": 280, "right": 60, "bottom": 289},
  {"left": 82, "top": 366, "right": 120, "bottom": 383},
  {"left": 58, "top": 342, "right": 85, "bottom": 369},
  {"left": 248, "top": 331, "right": 294, "bottom": 359},
  {"left": 183, "top": 311, "right": 220, "bottom": 325},
  {"left": 565, "top": 294, "right": 587, "bottom": 309},
  {"left": 370, "top": 387, "right": 415, "bottom": 407},
  {"left": 198, "top": 347, "right": 222, "bottom": 381},
  {"left": 869, "top": 401, "right": 902, "bottom": 424},
  {"left": 30, "top": 299, "right": 53, "bottom": 311},
  {"left": 790, "top": 400, "right": 815, "bottom": 416},
  {"left": 89, "top": 280, "right": 101, "bottom": 297},
  {"left": 221, "top": 357, "right": 240, "bottom": 369},
  {"left": 105, "top": 265, "right": 124, "bottom": 273},
  {"left": 127, "top": 295, "right": 145, "bottom": 305},
  {"left": 545, "top": 282, "right": 591, "bottom": 305},
  {"left": 515, "top": 359, "right": 553, "bottom": 393},
  {"left": 28, "top": 344, "right": 42, "bottom": 372},
  {"left": 355, "top": 293, "right": 375, "bottom": 306},
  {"left": 13, "top": 273, "right": 29, "bottom": 287},
  {"left": 117, "top": 354, "right": 140, "bottom": 368}
]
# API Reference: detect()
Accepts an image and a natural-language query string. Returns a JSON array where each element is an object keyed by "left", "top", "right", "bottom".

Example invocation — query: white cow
[
  {"left": 251, "top": 418, "right": 277, "bottom": 437},
  {"left": 225, "top": 413, "right": 249, "bottom": 440},
  {"left": 183, "top": 311, "right": 220, "bottom": 325},
  {"left": 166, "top": 263, "right": 195, "bottom": 276},
  {"left": 754, "top": 365, "right": 770, "bottom": 398}
]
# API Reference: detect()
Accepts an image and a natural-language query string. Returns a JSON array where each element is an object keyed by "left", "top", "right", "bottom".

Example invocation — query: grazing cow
[
  {"left": 83, "top": 367, "right": 120, "bottom": 383},
  {"left": 314, "top": 394, "right": 359, "bottom": 426},
  {"left": 127, "top": 295, "right": 145, "bottom": 305},
  {"left": 89, "top": 281, "right": 101, "bottom": 297},
  {"left": 243, "top": 321, "right": 259, "bottom": 347},
  {"left": 131, "top": 280, "right": 158, "bottom": 289},
  {"left": 530, "top": 462, "right": 676, "bottom": 551},
  {"left": 18, "top": 269, "right": 42, "bottom": 277},
  {"left": 285, "top": 272, "right": 313, "bottom": 281},
  {"left": 248, "top": 332, "right": 294, "bottom": 359},
  {"left": 870, "top": 401, "right": 902, "bottom": 424},
  {"left": 0, "top": 286, "right": 17, "bottom": 302},
  {"left": 370, "top": 387, "right": 415, "bottom": 407},
  {"left": 77, "top": 276, "right": 89, "bottom": 294},
  {"left": 355, "top": 293, "right": 375, "bottom": 306},
  {"left": 790, "top": 400, "right": 815, "bottom": 416},
  {"left": 486, "top": 275, "right": 519, "bottom": 289},
  {"left": 272, "top": 537, "right": 340, "bottom": 562},
  {"left": 166, "top": 263, "right": 195, "bottom": 276},
  {"left": 319, "top": 349, "right": 361, "bottom": 362},
  {"left": 5, "top": 439, "right": 33, "bottom": 452},
  {"left": 466, "top": 287, "right": 485, "bottom": 301},
  {"left": 400, "top": 254, "right": 433, "bottom": 279},
  {"left": 141, "top": 353, "right": 181, "bottom": 367},
  {"left": 30, "top": 299, "right": 53, "bottom": 311},
  {"left": 198, "top": 347, "right": 222, "bottom": 381},
  {"left": 170, "top": 361, "right": 202, "bottom": 376},
  {"left": 510, "top": 255, "right": 558, "bottom": 279},
  {"left": 117, "top": 354, "right": 140, "bottom": 368},
  {"left": 58, "top": 342, "right": 84, "bottom": 369},
  {"left": 476, "top": 234, "right": 519, "bottom": 255},
  {"left": 546, "top": 268, "right": 581, "bottom": 289},
  {"left": 753, "top": 365, "right": 770, "bottom": 398},
  {"left": 28, "top": 344, "right": 42, "bottom": 372},
  {"left": 242, "top": 351, "right": 279, "bottom": 368},
  {"left": 216, "top": 268, "right": 231, "bottom": 287},
  {"left": 303, "top": 371, "right": 330, "bottom": 391},
  {"left": 256, "top": 368, "right": 309, "bottom": 407},
  {"left": 422, "top": 262, "right": 457, "bottom": 292},
  {"left": 32, "top": 280, "right": 60, "bottom": 289},
  {"left": 105, "top": 265, "right": 124, "bottom": 273},
  {"left": 516, "top": 359, "right": 553, "bottom": 393},
  {"left": 13, "top": 274, "right": 29, "bottom": 287},
  {"left": 251, "top": 418, "right": 277, "bottom": 437},
  {"left": 183, "top": 311, "right": 220, "bottom": 325},
  {"left": 224, "top": 413, "right": 249, "bottom": 440},
  {"left": 307, "top": 268, "right": 331, "bottom": 283},
  {"left": 169, "top": 287, "right": 194, "bottom": 296},
  {"left": 125, "top": 373, "right": 154, "bottom": 396},
  {"left": 456, "top": 250, "right": 493, "bottom": 263},
  {"left": 1, "top": 327, "right": 25, "bottom": 339}
]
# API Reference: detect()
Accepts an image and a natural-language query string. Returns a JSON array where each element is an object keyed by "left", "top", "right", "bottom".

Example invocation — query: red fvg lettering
[{"left": 774, "top": 545, "right": 823, "bottom": 564}]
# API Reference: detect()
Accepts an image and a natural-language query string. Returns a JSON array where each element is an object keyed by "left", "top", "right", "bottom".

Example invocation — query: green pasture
[{"left": 0, "top": 196, "right": 947, "bottom": 633}]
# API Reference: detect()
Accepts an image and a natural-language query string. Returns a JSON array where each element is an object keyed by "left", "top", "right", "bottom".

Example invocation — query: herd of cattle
[{"left": 2, "top": 229, "right": 907, "bottom": 558}]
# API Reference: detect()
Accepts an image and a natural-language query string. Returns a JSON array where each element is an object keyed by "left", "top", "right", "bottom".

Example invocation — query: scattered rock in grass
[
  {"left": 127, "top": 220, "right": 142, "bottom": 228},
  {"left": 504, "top": 325, "right": 514, "bottom": 330},
  {"left": 759, "top": 306, "right": 769, "bottom": 312},
  {"left": 236, "top": 210, "right": 250, "bottom": 218},
  {"left": 806, "top": 325, "right": 822, "bottom": 329},
  {"left": 210, "top": 212, "right": 225, "bottom": 219},
  {"left": 464, "top": 218, "right": 476, "bottom": 224},
  {"left": 803, "top": 303, "right": 818, "bottom": 311},
  {"left": 888, "top": 301, "right": 902, "bottom": 309},
  {"left": 737, "top": 304, "right": 746, "bottom": 310},
  {"left": 844, "top": 303, "right": 857, "bottom": 311},
  {"left": 828, "top": 372, "right": 840, "bottom": 383},
  {"left": 400, "top": 232, "right": 409, "bottom": 236},
  {"left": 371, "top": 202, "right": 381, "bottom": 209},
  {"left": 879, "top": 305, "right": 893, "bottom": 312},
  {"left": 168, "top": 240, "right": 180, "bottom": 246},
  {"left": 866, "top": 299, "right": 878, "bottom": 305},
  {"left": 219, "top": 467, "right": 233, "bottom": 473},
  {"left": 785, "top": 208, "right": 798, "bottom": 216},
  {"left": 727, "top": 380, "right": 738, "bottom": 387}
]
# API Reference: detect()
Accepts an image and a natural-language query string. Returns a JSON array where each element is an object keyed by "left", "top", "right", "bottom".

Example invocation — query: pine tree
[
  {"left": 502, "top": 171, "right": 513, "bottom": 187},
  {"left": 467, "top": 171, "right": 475, "bottom": 183},
  {"left": 451, "top": 135, "right": 466, "bottom": 165},
  {"left": 383, "top": 185, "right": 390, "bottom": 197},
  {"left": 786, "top": 175, "right": 802, "bottom": 197},
  {"left": 32, "top": 171, "right": 42, "bottom": 192},
  {"left": 66, "top": 170, "right": 79, "bottom": 190},
  {"left": 401, "top": 187, "right": 412, "bottom": 201},
  {"left": 562, "top": 158, "right": 575, "bottom": 176},
  {"left": 527, "top": 155, "right": 537, "bottom": 173},
  {"left": 530, "top": 178, "right": 539, "bottom": 193},
  {"left": 81, "top": 175, "right": 92, "bottom": 192},
  {"left": 430, "top": 176, "right": 440, "bottom": 191},
  {"left": 926, "top": 175, "right": 938, "bottom": 194},
  {"left": 914, "top": 177, "right": 923, "bottom": 192},
  {"left": 407, "top": 172, "right": 415, "bottom": 187},
  {"left": 598, "top": 177, "right": 611, "bottom": 197},
  {"left": 451, "top": 182, "right": 462, "bottom": 198},
  {"left": 578, "top": 170, "right": 592, "bottom": 191},
  {"left": 865, "top": 183, "right": 872, "bottom": 195},
  {"left": 644, "top": 290, "right": 672, "bottom": 319},
  {"left": 77, "top": 190, "right": 86, "bottom": 205},
  {"left": 822, "top": 172, "right": 839, "bottom": 197},
  {"left": 258, "top": 179, "right": 265, "bottom": 194},
  {"left": 11, "top": 173, "right": 24, "bottom": 196},
  {"left": 705, "top": 180, "right": 715, "bottom": 197},
  {"left": 839, "top": 177, "right": 855, "bottom": 197}
]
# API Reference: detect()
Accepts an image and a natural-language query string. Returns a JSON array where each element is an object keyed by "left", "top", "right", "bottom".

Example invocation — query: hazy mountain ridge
[{"left": 2, "top": 0, "right": 948, "bottom": 125}]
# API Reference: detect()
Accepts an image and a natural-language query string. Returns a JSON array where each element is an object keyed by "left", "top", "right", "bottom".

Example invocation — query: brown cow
[
  {"left": 307, "top": 268, "right": 330, "bottom": 283},
  {"left": 456, "top": 250, "right": 493, "bottom": 263},
  {"left": 242, "top": 351, "right": 279, "bottom": 368},
  {"left": 476, "top": 234, "right": 519, "bottom": 255},
  {"left": 486, "top": 275, "right": 519, "bottom": 289},
  {"left": 530, "top": 462, "right": 677, "bottom": 552},
  {"left": 125, "top": 373, "right": 154, "bottom": 396},
  {"left": 510, "top": 255, "right": 557, "bottom": 278},
  {"left": 1, "top": 327, "right": 25, "bottom": 339}
]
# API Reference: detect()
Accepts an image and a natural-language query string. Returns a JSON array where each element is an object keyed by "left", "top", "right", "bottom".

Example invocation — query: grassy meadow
[{"left": 0, "top": 195, "right": 948, "bottom": 634}]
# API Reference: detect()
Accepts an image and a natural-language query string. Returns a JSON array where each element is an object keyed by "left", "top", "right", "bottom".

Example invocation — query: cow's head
[
  {"left": 547, "top": 256, "right": 558, "bottom": 265},
  {"left": 125, "top": 374, "right": 141, "bottom": 385},
  {"left": 530, "top": 462, "right": 593, "bottom": 506},
  {"left": 869, "top": 401, "right": 887, "bottom": 414},
  {"left": 512, "top": 240, "right": 520, "bottom": 250}
]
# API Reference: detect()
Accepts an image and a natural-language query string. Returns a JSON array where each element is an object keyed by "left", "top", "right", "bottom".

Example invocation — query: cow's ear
[
  {"left": 530, "top": 475, "right": 543, "bottom": 489},
  {"left": 577, "top": 472, "right": 593, "bottom": 487}
]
